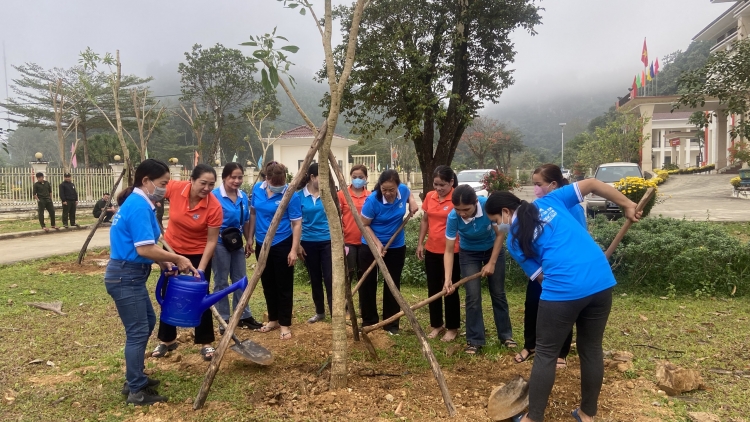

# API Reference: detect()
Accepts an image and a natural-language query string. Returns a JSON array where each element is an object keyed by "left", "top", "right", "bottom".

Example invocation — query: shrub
[
  {"left": 731, "top": 176, "right": 741, "bottom": 188},
  {"left": 612, "top": 177, "right": 659, "bottom": 217},
  {"left": 482, "top": 170, "right": 521, "bottom": 193},
  {"left": 590, "top": 217, "right": 750, "bottom": 296}
]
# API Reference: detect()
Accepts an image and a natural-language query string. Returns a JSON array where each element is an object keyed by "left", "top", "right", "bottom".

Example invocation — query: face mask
[
  {"left": 533, "top": 183, "right": 553, "bottom": 199},
  {"left": 147, "top": 181, "right": 166, "bottom": 203},
  {"left": 268, "top": 184, "right": 285, "bottom": 194},
  {"left": 497, "top": 212, "right": 511, "bottom": 234},
  {"left": 352, "top": 178, "right": 367, "bottom": 189}
]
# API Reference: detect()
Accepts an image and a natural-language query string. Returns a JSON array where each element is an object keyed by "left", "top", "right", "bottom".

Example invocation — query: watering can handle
[
  {"left": 155, "top": 271, "right": 166, "bottom": 306},
  {"left": 198, "top": 269, "right": 206, "bottom": 281}
]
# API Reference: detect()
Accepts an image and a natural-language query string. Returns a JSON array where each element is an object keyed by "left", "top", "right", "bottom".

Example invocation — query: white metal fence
[{"left": 0, "top": 167, "right": 113, "bottom": 207}]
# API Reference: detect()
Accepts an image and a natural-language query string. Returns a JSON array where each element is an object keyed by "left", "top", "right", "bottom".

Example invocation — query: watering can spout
[{"left": 200, "top": 276, "right": 249, "bottom": 312}]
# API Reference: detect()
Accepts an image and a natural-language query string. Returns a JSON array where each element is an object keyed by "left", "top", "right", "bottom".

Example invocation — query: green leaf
[
  {"left": 300, "top": 7, "right": 306, "bottom": 15},
  {"left": 276, "top": 36, "right": 289, "bottom": 41},
  {"left": 269, "top": 66, "right": 279, "bottom": 88},
  {"left": 288, "top": 3, "right": 298, "bottom": 8},
  {"left": 253, "top": 50, "right": 268, "bottom": 59},
  {"left": 261, "top": 68, "right": 272, "bottom": 92},
  {"left": 240, "top": 41, "right": 258, "bottom": 47},
  {"left": 281, "top": 45, "right": 300, "bottom": 53},
  {"left": 246, "top": 58, "right": 260, "bottom": 65}
]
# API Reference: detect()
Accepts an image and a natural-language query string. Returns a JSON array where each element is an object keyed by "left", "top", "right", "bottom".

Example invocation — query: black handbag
[{"left": 221, "top": 199, "right": 245, "bottom": 252}]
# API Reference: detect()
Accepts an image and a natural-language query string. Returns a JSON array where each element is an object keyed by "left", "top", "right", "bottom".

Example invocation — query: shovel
[
  {"left": 210, "top": 306, "right": 273, "bottom": 366},
  {"left": 487, "top": 188, "right": 655, "bottom": 421}
]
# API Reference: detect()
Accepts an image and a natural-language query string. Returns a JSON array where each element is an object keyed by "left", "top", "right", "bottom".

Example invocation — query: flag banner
[
  {"left": 631, "top": 77, "right": 638, "bottom": 98},
  {"left": 232, "top": 153, "right": 238, "bottom": 163},
  {"left": 71, "top": 142, "right": 78, "bottom": 168},
  {"left": 647, "top": 69, "right": 653, "bottom": 82},
  {"left": 655, "top": 58, "right": 660, "bottom": 75},
  {"left": 642, "top": 70, "right": 647, "bottom": 86},
  {"left": 258, "top": 155, "right": 263, "bottom": 169},
  {"left": 145, "top": 147, "right": 149, "bottom": 159},
  {"left": 649, "top": 62, "right": 655, "bottom": 79},
  {"left": 641, "top": 38, "right": 649, "bottom": 67},
  {"left": 194, "top": 151, "right": 199, "bottom": 167},
  {"left": 637, "top": 74, "right": 641, "bottom": 88}
]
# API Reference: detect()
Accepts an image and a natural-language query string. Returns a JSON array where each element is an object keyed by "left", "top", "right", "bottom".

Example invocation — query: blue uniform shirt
[
  {"left": 296, "top": 186, "right": 331, "bottom": 242},
  {"left": 360, "top": 183, "right": 410, "bottom": 248},
  {"left": 109, "top": 188, "right": 161, "bottom": 264},
  {"left": 445, "top": 196, "right": 497, "bottom": 252},
  {"left": 212, "top": 184, "right": 250, "bottom": 245},
  {"left": 506, "top": 183, "right": 616, "bottom": 301},
  {"left": 250, "top": 181, "right": 302, "bottom": 246}
]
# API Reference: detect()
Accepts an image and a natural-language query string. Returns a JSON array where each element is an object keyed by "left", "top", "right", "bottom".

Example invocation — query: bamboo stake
[
  {"left": 605, "top": 187, "right": 654, "bottom": 259},
  {"left": 350, "top": 214, "right": 412, "bottom": 295},
  {"left": 194, "top": 122, "right": 328, "bottom": 410},
  {"left": 77, "top": 169, "right": 125, "bottom": 264},
  {"left": 362, "top": 272, "right": 481, "bottom": 334},
  {"left": 327, "top": 152, "right": 456, "bottom": 417}
]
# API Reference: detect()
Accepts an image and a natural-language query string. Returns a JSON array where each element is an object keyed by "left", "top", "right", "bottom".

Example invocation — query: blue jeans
[
  {"left": 212, "top": 242, "right": 252, "bottom": 320},
  {"left": 104, "top": 259, "right": 155, "bottom": 393},
  {"left": 459, "top": 247, "right": 512, "bottom": 346}
]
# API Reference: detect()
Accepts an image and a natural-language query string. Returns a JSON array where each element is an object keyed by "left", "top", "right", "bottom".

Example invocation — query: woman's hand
[
  {"left": 416, "top": 244, "right": 425, "bottom": 261},
  {"left": 444, "top": 279, "right": 455, "bottom": 295},
  {"left": 287, "top": 249, "right": 298, "bottom": 267},
  {"left": 159, "top": 261, "right": 176, "bottom": 274},
  {"left": 175, "top": 255, "right": 198, "bottom": 276},
  {"left": 481, "top": 262, "right": 496, "bottom": 277},
  {"left": 297, "top": 244, "right": 307, "bottom": 261},
  {"left": 622, "top": 202, "right": 642, "bottom": 223},
  {"left": 245, "top": 242, "right": 254, "bottom": 257},
  {"left": 376, "top": 241, "right": 386, "bottom": 257}
]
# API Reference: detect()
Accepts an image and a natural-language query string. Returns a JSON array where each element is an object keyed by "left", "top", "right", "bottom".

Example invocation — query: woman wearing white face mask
[
  {"left": 513, "top": 164, "right": 586, "bottom": 368},
  {"left": 337, "top": 164, "right": 370, "bottom": 283}
]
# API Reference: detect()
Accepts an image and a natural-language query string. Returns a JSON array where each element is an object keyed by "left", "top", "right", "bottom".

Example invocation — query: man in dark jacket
[
  {"left": 59, "top": 173, "right": 79, "bottom": 228},
  {"left": 33, "top": 172, "right": 57, "bottom": 232},
  {"left": 93, "top": 192, "right": 115, "bottom": 223}
]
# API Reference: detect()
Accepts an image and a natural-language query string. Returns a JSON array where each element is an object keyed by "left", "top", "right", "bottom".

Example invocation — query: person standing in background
[
  {"left": 59, "top": 173, "right": 79, "bottom": 228},
  {"left": 33, "top": 172, "right": 58, "bottom": 232},
  {"left": 94, "top": 192, "right": 116, "bottom": 223},
  {"left": 338, "top": 164, "right": 370, "bottom": 284}
]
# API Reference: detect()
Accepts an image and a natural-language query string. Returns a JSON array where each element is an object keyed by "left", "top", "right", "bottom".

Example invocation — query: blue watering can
[{"left": 155, "top": 269, "right": 248, "bottom": 327}]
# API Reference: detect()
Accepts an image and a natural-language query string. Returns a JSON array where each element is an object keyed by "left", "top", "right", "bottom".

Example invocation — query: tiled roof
[{"left": 279, "top": 125, "right": 351, "bottom": 140}]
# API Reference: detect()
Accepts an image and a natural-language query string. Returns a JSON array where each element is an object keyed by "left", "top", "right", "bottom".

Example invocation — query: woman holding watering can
[
  {"left": 151, "top": 164, "right": 223, "bottom": 362},
  {"left": 106, "top": 159, "right": 196, "bottom": 406}
]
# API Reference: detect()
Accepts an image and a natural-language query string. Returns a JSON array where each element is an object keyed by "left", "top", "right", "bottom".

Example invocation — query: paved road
[
  {"left": 0, "top": 226, "right": 112, "bottom": 265},
  {"left": 650, "top": 174, "right": 749, "bottom": 221}
]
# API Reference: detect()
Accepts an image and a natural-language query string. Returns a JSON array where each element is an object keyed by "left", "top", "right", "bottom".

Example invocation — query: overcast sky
[{"left": 0, "top": 0, "right": 731, "bottom": 110}]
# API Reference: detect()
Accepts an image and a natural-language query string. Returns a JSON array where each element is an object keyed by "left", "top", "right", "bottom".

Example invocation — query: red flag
[
  {"left": 655, "top": 57, "right": 660, "bottom": 75},
  {"left": 194, "top": 151, "right": 199, "bottom": 167},
  {"left": 642, "top": 70, "right": 646, "bottom": 86},
  {"left": 641, "top": 38, "right": 648, "bottom": 67},
  {"left": 631, "top": 77, "right": 637, "bottom": 99},
  {"left": 71, "top": 142, "right": 78, "bottom": 168}
]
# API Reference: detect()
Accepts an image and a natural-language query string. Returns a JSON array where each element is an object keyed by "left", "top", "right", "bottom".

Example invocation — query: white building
[{"left": 269, "top": 126, "right": 357, "bottom": 184}]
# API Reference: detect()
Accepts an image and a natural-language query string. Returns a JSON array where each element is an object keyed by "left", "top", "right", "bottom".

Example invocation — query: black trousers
[
  {"left": 157, "top": 253, "right": 215, "bottom": 344},
  {"left": 301, "top": 240, "right": 333, "bottom": 316},
  {"left": 358, "top": 245, "right": 406, "bottom": 331},
  {"left": 37, "top": 198, "right": 55, "bottom": 227},
  {"left": 345, "top": 243, "right": 365, "bottom": 282},
  {"left": 424, "top": 250, "right": 461, "bottom": 330},
  {"left": 528, "top": 287, "right": 613, "bottom": 421},
  {"left": 62, "top": 202, "right": 77, "bottom": 226},
  {"left": 102, "top": 211, "right": 114, "bottom": 222},
  {"left": 524, "top": 278, "right": 572, "bottom": 358},
  {"left": 256, "top": 236, "right": 295, "bottom": 327}
]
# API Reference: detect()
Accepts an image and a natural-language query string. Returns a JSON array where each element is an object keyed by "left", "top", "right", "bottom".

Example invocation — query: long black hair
[
  {"left": 191, "top": 163, "right": 216, "bottom": 181},
  {"left": 485, "top": 191, "right": 544, "bottom": 259},
  {"left": 298, "top": 162, "right": 319, "bottom": 190},
  {"left": 534, "top": 163, "right": 569, "bottom": 187},
  {"left": 433, "top": 165, "right": 458, "bottom": 188},
  {"left": 373, "top": 169, "right": 401, "bottom": 202},
  {"left": 117, "top": 159, "right": 170, "bottom": 206},
  {"left": 221, "top": 162, "right": 244, "bottom": 180},
  {"left": 451, "top": 184, "right": 477, "bottom": 206}
]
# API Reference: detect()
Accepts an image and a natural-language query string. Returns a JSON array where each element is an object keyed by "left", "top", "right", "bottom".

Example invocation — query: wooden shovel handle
[
  {"left": 604, "top": 187, "right": 654, "bottom": 259},
  {"left": 351, "top": 213, "right": 413, "bottom": 295}
]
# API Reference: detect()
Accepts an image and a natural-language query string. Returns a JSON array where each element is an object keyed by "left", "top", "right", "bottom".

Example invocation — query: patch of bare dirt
[
  {"left": 42, "top": 250, "right": 120, "bottom": 276},
  {"left": 27, "top": 371, "right": 81, "bottom": 386}
]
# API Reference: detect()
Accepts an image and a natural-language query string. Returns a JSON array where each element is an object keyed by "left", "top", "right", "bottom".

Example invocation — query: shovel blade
[
  {"left": 230, "top": 339, "right": 273, "bottom": 366},
  {"left": 487, "top": 375, "right": 529, "bottom": 421}
]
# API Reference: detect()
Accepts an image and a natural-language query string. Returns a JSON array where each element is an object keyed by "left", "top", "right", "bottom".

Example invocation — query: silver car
[
  {"left": 457, "top": 169, "right": 493, "bottom": 197},
  {"left": 586, "top": 162, "right": 643, "bottom": 217}
]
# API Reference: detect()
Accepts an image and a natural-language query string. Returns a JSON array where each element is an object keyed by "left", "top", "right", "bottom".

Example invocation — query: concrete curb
[{"left": 0, "top": 224, "right": 97, "bottom": 241}]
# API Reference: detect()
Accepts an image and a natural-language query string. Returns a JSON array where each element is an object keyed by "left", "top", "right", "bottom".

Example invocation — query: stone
[
  {"left": 655, "top": 361, "right": 704, "bottom": 396},
  {"left": 170, "top": 353, "right": 182, "bottom": 363},
  {"left": 385, "top": 394, "right": 394, "bottom": 402},
  {"left": 687, "top": 412, "right": 721, "bottom": 422},
  {"left": 613, "top": 351, "right": 634, "bottom": 362},
  {"left": 626, "top": 381, "right": 635, "bottom": 389},
  {"left": 617, "top": 361, "right": 634, "bottom": 372}
]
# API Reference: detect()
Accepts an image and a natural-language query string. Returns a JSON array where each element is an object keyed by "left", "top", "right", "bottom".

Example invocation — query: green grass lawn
[
  {"left": 0, "top": 216, "right": 100, "bottom": 234},
  {"left": 1, "top": 251, "right": 748, "bottom": 421}
]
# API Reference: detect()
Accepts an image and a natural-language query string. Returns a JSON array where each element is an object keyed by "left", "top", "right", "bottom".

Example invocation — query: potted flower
[{"left": 482, "top": 169, "right": 521, "bottom": 193}]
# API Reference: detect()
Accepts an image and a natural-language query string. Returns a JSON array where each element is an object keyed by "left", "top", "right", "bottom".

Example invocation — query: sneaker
[
  {"left": 72, "top": 223, "right": 80, "bottom": 227},
  {"left": 126, "top": 386, "right": 167, "bottom": 406},
  {"left": 385, "top": 327, "right": 400, "bottom": 336},
  {"left": 121, "top": 378, "right": 160, "bottom": 395},
  {"left": 63, "top": 225, "right": 69, "bottom": 228},
  {"left": 219, "top": 321, "right": 228, "bottom": 336},
  {"left": 238, "top": 317, "right": 263, "bottom": 330},
  {"left": 307, "top": 313, "right": 326, "bottom": 324}
]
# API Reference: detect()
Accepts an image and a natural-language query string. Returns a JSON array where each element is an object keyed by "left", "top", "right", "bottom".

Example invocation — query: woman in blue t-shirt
[
  {"left": 105, "top": 159, "right": 196, "bottom": 406},
  {"left": 295, "top": 163, "right": 333, "bottom": 324},
  {"left": 485, "top": 179, "right": 641, "bottom": 422},
  {"left": 443, "top": 185, "right": 514, "bottom": 355},
  {"left": 211, "top": 163, "right": 263, "bottom": 331},
  {"left": 514, "top": 164, "right": 585, "bottom": 368},
  {"left": 359, "top": 170, "right": 418, "bottom": 335},
  {"left": 248, "top": 162, "right": 302, "bottom": 340}
]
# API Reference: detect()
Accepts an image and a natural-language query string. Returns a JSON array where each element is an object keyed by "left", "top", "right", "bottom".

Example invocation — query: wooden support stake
[
  {"left": 350, "top": 214, "right": 412, "bottom": 295},
  {"left": 605, "top": 187, "right": 655, "bottom": 259},
  {"left": 77, "top": 169, "right": 126, "bottom": 264},
  {"left": 327, "top": 153, "right": 456, "bottom": 417},
  {"left": 362, "top": 272, "right": 481, "bottom": 334},
  {"left": 194, "top": 122, "right": 328, "bottom": 410}
]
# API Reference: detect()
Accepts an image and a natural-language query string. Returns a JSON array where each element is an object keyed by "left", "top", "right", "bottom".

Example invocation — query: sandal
[
  {"left": 503, "top": 339, "right": 519, "bottom": 349},
  {"left": 464, "top": 344, "right": 482, "bottom": 355},
  {"left": 151, "top": 342, "right": 178, "bottom": 358},
  {"left": 280, "top": 331, "right": 292, "bottom": 340},
  {"left": 571, "top": 408, "right": 583, "bottom": 422},
  {"left": 43, "top": 227, "right": 49, "bottom": 232},
  {"left": 255, "top": 323, "right": 280, "bottom": 333},
  {"left": 557, "top": 357, "right": 568, "bottom": 370},
  {"left": 514, "top": 348, "right": 535, "bottom": 363},
  {"left": 201, "top": 346, "right": 215, "bottom": 361}
]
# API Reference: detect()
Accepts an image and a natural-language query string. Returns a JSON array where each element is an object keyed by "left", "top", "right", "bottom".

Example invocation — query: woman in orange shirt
[
  {"left": 337, "top": 164, "right": 370, "bottom": 282},
  {"left": 416, "top": 165, "right": 461, "bottom": 342},
  {"left": 151, "top": 164, "right": 223, "bottom": 361}
]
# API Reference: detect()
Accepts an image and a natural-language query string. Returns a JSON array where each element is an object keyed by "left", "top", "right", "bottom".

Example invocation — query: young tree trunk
[
  {"left": 112, "top": 51, "right": 133, "bottom": 185},
  {"left": 51, "top": 79, "right": 68, "bottom": 170}
]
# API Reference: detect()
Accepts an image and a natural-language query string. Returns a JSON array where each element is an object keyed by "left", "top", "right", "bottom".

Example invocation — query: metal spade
[{"left": 210, "top": 306, "right": 273, "bottom": 366}]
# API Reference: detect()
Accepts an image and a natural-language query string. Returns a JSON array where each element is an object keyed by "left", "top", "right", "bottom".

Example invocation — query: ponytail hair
[
  {"left": 118, "top": 158, "right": 170, "bottom": 206},
  {"left": 451, "top": 184, "right": 477, "bottom": 206},
  {"left": 534, "top": 163, "right": 569, "bottom": 188},
  {"left": 433, "top": 165, "right": 458, "bottom": 188},
  {"left": 297, "top": 162, "right": 319, "bottom": 190},
  {"left": 373, "top": 170, "right": 401, "bottom": 201},
  {"left": 486, "top": 191, "right": 544, "bottom": 259}
]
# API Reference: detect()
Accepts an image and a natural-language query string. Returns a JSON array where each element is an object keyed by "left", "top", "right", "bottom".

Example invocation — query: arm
[
  {"left": 443, "top": 238, "right": 457, "bottom": 295},
  {"left": 136, "top": 244, "right": 197, "bottom": 275},
  {"left": 197, "top": 227, "right": 220, "bottom": 272},
  {"left": 59, "top": 185, "right": 66, "bottom": 205},
  {"left": 361, "top": 217, "right": 384, "bottom": 256},
  {"left": 33, "top": 183, "right": 38, "bottom": 201},
  {"left": 408, "top": 192, "right": 419, "bottom": 216},
  {"left": 416, "top": 217, "right": 429, "bottom": 260},
  {"left": 246, "top": 208, "right": 257, "bottom": 255},
  {"left": 576, "top": 179, "right": 641, "bottom": 222},
  {"left": 481, "top": 226, "right": 505, "bottom": 277},
  {"left": 288, "top": 219, "right": 302, "bottom": 266}
]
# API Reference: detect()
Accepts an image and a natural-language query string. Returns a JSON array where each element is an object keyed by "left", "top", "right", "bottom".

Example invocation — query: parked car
[
  {"left": 561, "top": 168, "right": 572, "bottom": 180},
  {"left": 456, "top": 169, "right": 493, "bottom": 197},
  {"left": 586, "top": 162, "right": 643, "bottom": 218}
]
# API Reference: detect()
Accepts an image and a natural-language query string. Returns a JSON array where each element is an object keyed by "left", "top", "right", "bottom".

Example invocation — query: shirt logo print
[
  {"left": 193, "top": 214, "right": 200, "bottom": 220},
  {"left": 275, "top": 200, "right": 281, "bottom": 205}
]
